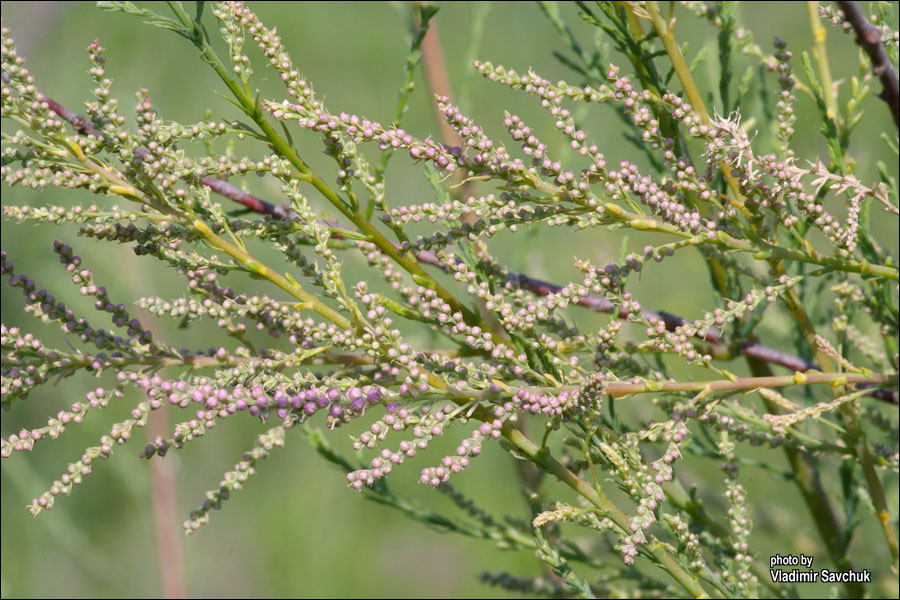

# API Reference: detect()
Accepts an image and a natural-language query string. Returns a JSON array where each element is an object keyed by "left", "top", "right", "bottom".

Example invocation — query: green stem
[
  {"left": 374, "top": 2, "right": 437, "bottom": 205},
  {"left": 502, "top": 424, "right": 712, "bottom": 598},
  {"left": 807, "top": 2, "right": 839, "bottom": 121},
  {"left": 717, "top": 233, "right": 898, "bottom": 280},
  {"left": 643, "top": 1, "right": 898, "bottom": 567},
  {"left": 50, "top": 122, "right": 354, "bottom": 330},
  {"left": 606, "top": 371, "right": 896, "bottom": 397},
  {"left": 664, "top": 479, "right": 791, "bottom": 597},
  {"left": 538, "top": 182, "right": 898, "bottom": 280},
  {"left": 643, "top": 1, "right": 747, "bottom": 213},
  {"left": 745, "top": 356, "right": 865, "bottom": 598},
  {"left": 192, "top": 220, "right": 353, "bottom": 330},
  {"left": 776, "top": 263, "right": 899, "bottom": 573},
  {"left": 170, "top": 4, "right": 498, "bottom": 340},
  {"left": 612, "top": 1, "right": 686, "bottom": 151},
  {"left": 460, "top": 371, "right": 896, "bottom": 400}
]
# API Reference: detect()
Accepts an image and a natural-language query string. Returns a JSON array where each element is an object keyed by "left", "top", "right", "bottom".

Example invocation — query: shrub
[{"left": 2, "top": 2, "right": 898, "bottom": 597}]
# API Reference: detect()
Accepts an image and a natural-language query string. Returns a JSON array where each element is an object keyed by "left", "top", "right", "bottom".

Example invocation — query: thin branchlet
[{"left": 1, "top": 3, "right": 898, "bottom": 598}]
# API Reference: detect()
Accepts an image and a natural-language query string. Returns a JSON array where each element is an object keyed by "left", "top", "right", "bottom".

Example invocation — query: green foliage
[{"left": 2, "top": 2, "right": 898, "bottom": 598}]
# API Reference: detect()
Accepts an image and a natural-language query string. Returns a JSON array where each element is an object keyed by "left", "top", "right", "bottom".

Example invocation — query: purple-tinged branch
[
  {"left": 8, "top": 80, "right": 895, "bottom": 405},
  {"left": 199, "top": 176, "right": 294, "bottom": 219},
  {"left": 837, "top": 1, "right": 900, "bottom": 127}
]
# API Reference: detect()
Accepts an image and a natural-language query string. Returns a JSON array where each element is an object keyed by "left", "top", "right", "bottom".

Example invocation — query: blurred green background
[{"left": 1, "top": 2, "right": 898, "bottom": 597}]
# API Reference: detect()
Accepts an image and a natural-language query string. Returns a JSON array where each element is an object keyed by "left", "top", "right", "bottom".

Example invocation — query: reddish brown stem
[
  {"left": 420, "top": 23, "right": 463, "bottom": 155},
  {"left": 836, "top": 1, "right": 900, "bottom": 127},
  {"left": 27, "top": 70, "right": 897, "bottom": 405},
  {"left": 200, "top": 176, "right": 294, "bottom": 219},
  {"left": 147, "top": 408, "right": 186, "bottom": 599}
]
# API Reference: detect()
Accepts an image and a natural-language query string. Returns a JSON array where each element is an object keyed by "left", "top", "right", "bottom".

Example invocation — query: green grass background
[{"left": 1, "top": 2, "right": 898, "bottom": 597}]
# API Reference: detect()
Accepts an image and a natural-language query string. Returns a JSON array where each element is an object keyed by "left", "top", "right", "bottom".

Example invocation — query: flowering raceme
[{"left": 2, "top": 2, "right": 898, "bottom": 598}]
